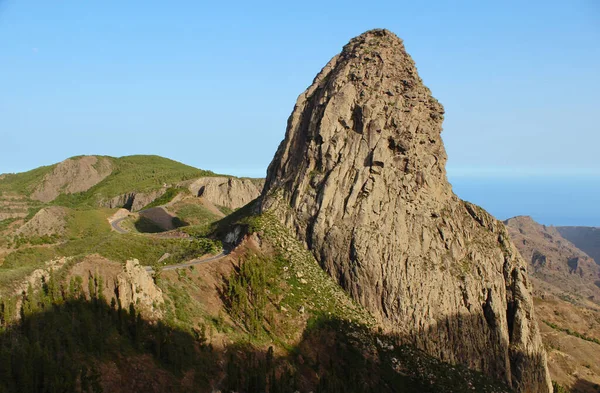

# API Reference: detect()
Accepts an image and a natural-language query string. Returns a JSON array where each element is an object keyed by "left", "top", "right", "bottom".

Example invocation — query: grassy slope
[
  {"left": 52, "top": 155, "right": 217, "bottom": 208},
  {"left": 0, "top": 206, "right": 220, "bottom": 295},
  {"left": 0, "top": 155, "right": 218, "bottom": 207},
  {"left": 172, "top": 202, "right": 221, "bottom": 227},
  {"left": 0, "top": 199, "right": 515, "bottom": 392},
  {"left": 152, "top": 208, "right": 514, "bottom": 392},
  {"left": 0, "top": 164, "right": 57, "bottom": 196}
]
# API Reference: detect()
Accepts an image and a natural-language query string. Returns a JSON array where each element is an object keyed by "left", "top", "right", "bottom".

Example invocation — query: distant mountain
[
  {"left": 505, "top": 216, "right": 600, "bottom": 304},
  {"left": 505, "top": 217, "right": 600, "bottom": 390},
  {"left": 557, "top": 226, "right": 600, "bottom": 267}
]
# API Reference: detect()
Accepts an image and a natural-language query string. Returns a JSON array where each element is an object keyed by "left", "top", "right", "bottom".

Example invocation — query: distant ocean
[{"left": 448, "top": 175, "right": 600, "bottom": 227}]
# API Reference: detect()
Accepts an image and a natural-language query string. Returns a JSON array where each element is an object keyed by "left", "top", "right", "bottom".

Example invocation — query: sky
[{"left": 0, "top": 0, "right": 599, "bottom": 225}]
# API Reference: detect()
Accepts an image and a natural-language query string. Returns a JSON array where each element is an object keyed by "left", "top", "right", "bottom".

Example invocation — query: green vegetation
[
  {"left": 543, "top": 320, "right": 600, "bottom": 345},
  {"left": 552, "top": 381, "right": 570, "bottom": 393},
  {"left": 225, "top": 254, "right": 281, "bottom": 337},
  {"left": 179, "top": 224, "right": 213, "bottom": 239},
  {"left": 142, "top": 186, "right": 189, "bottom": 209},
  {"left": 24, "top": 206, "right": 43, "bottom": 221},
  {"left": 174, "top": 203, "right": 221, "bottom": 227},
  {"left": 0, "top": 218, "right": 19, "bottom": 231},
  {"left": 4, "top": 208, "right": 112, "bottom": 249},
  {"left": 66, "top": 209, "right": 113, "bottom": 239},
  {"left": 220, "top": 257, "right": 513, "bottom": 392},
  {"left": 216, "top": 205, "right": 235, "bottom": 215},
  {"left": 0, "top": 232, "right": 221, "bottom": 294},
  {"left": 0, "top": 164, "right": 56, "bottom": 195},
  {"left": 11, "top": 234, "right": 61, "bottom": 248},
  {"left": 0, "top": 276, "right": 216, "bottom": 393},
  {"left": 245, "top": 212, "right": 371, "bottom": 322},
  {"left": 46, "top": 155, "right": 217, "bottom": 208}
]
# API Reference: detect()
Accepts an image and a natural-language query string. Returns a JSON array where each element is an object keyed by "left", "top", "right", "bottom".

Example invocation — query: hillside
[
  {"left": 557, "top": 227, "right": 600, "bottom": 268},
  {"left": 0, "top": 155, "right": 264, "bottom": 223},
  {"left": 505, "top": 216, "right": 600, "bottom": 305},
  {"left": 0, "top": 155, "right": 215, "bottom": 207},
  {"left": 0, "top": 155, "right": 260, "bottom": 293},
  {"left": 0, "top": 199, "right": 518, "bottom": 393},
  {"left": 505, "top": 216, "right": 600, "bottom": 391}
]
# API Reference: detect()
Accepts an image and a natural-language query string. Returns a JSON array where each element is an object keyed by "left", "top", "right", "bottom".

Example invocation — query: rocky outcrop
[
  {"left": 16, "top": 206, "right": 68, "bottom": 237},
  {"left": 31, "top": 156, "right": 113, "bottom": 202},
  {"left": 69, "top": 256, "right": 164, "bottom": 319},
  {"left": 12, "top": 257, "right": 70, "bottom": 318},
  {"left": 103, "top": 193, "right": 136, "bottom": 210},
  {"left": 102, "top": 189, "right": 166, "bottom": 212},
  {"left": 505, "top": 216, "right": 600, "bottom": 303},
  {"left": 188, "top": 177, "right": 261, "bottom": 209},
  {"left": 260, "top": 29, "right": 551, "bottom": 392},
  {"left": 115, "top": 259, "right": 164, "bottom": 319}
]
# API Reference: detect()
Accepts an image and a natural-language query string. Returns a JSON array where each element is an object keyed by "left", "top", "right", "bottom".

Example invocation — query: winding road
[
  {"left": 143, "top": 252, "right": 226, "bottom": 273},
  {"left": 110, "top": 215, "right": 130, "bottom": 234},
  {"left": 109, "top": 209, "right": 228, "bottom": 272}
]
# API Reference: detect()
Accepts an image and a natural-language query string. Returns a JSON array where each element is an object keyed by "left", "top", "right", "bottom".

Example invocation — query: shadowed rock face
[{"left": 260, "top": 29, "right": 551, "bottom": 392}]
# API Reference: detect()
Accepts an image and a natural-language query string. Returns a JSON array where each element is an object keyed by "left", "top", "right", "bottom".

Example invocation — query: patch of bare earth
[
  {"left": 31, "top": 156, "right": 113, "bottom": 202},
  {"left": 16, "top": 206, "right": 69, "bottom": 237}
]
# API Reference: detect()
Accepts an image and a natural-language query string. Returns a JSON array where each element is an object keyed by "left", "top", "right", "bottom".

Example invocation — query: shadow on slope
[
  {"left": 0, "top": 295, "right": 216, "bottom": 393},
  {"left": 571, "top": 379, "right": 600, "bottom": 393},
  {"left": 135, "top": 207, "right": 188, "bottom": 233},
  {"left": 0, "top": 290, "right": 526, "bottom": 393}
]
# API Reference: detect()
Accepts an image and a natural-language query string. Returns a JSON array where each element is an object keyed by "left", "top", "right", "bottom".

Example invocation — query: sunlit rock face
[{"left": 260, "top": 29, "right": 551, "bottom": 392}]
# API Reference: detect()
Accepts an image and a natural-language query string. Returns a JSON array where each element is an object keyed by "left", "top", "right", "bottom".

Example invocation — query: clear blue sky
[{"left": 1, "top": 0, "right": 599, "bottom": 224}]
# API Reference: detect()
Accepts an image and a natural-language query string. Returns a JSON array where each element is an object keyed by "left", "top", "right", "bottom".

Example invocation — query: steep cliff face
[
  {"left": 260, "top": 29, "right": 551, "bottom": 392},
  {"left": 101, "top": 189, "right": 166, "bottom": 212},
  {"left": 188, "top": 177, "right": 261, "bottom": 210}
]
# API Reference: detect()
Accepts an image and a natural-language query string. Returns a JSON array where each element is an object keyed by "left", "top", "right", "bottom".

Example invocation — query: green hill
[
  {"left": 0, "top": 155, "right": 218, "bottom": 209},
  {"left": 53, "top": 155, "right": 218, "bottom": 208}
]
